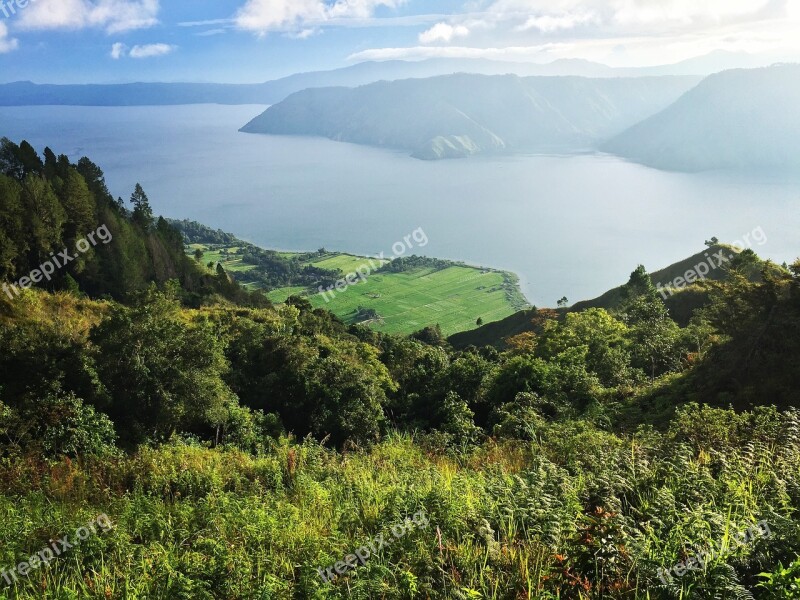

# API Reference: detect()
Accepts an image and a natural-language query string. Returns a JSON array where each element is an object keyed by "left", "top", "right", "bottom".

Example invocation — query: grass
[
  {"left": 192, "top": 245, "right": 528, "bottom": 337},
  {"left": 2, "top": 411, "right": 798, "bottom": 599},
  {"left": 265, "top": 286, "right": 307, "bottom": 303},
  {"left": 306, "top": 253, "right": 389, "bottom": 273},
  {"left": 309, "top": 265, "right": 523, "bottom": 336}
]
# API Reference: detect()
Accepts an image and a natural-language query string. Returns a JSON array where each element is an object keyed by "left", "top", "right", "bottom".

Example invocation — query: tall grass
[{"left": 1, "top": 409, "right": 799, "bottom": 599}]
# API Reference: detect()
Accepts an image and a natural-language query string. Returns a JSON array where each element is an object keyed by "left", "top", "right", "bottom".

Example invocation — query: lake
[{"left": 1, "top": 104, "right": 798, "bottom": 306}]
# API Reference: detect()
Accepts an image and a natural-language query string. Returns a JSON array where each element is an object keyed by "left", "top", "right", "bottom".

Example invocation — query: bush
[{"left": 0, "top": 390, "right": 117, "bottom": 458}]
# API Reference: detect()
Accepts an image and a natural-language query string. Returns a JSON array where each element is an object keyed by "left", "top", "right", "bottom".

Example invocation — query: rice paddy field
[{"left": 192, "top": 245, "right": 529, "bottom": 336}]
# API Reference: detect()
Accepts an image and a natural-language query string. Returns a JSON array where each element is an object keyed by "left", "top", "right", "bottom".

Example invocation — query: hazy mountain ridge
[
  {"left": 0, "top": 59, "right": 618, "bottom": 107},
  {"left": 602, "top": 64, "right": 800, "bottom": 171},
  {"left": 0, "top": 52, "right": 770, "bottom": 107},
  {"left": 240, "top": 74, "right": 702, "bottom": 159}
]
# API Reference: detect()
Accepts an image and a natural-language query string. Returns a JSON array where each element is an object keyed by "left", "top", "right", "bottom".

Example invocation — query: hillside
[
  {"left": 240, "top": 74, "right": 701, "bottom": 159},
  {"left": 449, "top": 244, "right": 770, "bottom": 348},
  {"left": 0, "top": 139, "right": 264, "bottom": 309},
  {"left": 603, "top": 64, "right": 800, "bottom": 171}
]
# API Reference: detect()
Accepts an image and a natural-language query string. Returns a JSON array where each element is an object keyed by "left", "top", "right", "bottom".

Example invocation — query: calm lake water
[{"left": 2, "top": 104, "right": 798, "bottom": 306}]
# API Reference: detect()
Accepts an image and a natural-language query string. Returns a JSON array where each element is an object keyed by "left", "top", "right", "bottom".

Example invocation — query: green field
[
  {"left": 190, "top": 245, "right": 257, "bottom": 274},
  {"left": 193, "top": 245, "right": 528, "bottom": 337},
  {"left": 308, "top": 266, "right": 522, "bottom": 335},
  {"left": 306, "top": 253, "right": 389, "bottom": 273}
]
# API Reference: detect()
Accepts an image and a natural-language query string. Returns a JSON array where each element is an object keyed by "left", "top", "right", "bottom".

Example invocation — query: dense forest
[{"left": 1, "top": 139, "right": 799, "bottom": 598}]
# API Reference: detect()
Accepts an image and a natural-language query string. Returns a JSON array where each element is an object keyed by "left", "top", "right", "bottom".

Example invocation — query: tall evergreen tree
[{"left": 130, "top": 183, "right": 153, "bottom": 229}]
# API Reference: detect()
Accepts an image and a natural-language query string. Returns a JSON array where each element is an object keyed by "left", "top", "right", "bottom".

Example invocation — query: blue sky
[{"left": 1, "top": 0, "right": 798, "bottom": 84}]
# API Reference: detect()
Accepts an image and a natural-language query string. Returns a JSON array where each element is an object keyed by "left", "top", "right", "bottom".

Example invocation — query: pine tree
[{"left": 130, "top": 183, "right": 153, "bottom": 229}]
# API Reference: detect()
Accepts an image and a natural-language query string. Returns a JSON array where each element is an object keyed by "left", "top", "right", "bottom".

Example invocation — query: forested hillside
[
  {"left": 1, "top": 141, "right": 799, "bottom": 598},
  {"left": 0, "top": 139, "right": 269, "bottom": 309}
]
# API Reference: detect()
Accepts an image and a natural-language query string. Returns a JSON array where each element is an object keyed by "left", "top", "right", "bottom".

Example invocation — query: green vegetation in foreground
[
  {"left": 3, "top": 419, "right": 800, "bottom": 599},
  {"left": 190, "top": 242, "right": 528, "bottom": 337}
]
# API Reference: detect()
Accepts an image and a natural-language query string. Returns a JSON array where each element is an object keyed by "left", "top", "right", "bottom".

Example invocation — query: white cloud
[
  {"left": 110, "top": 42, "right": 174, "bottom": 59},
  {"left": 517, "top": 11, "right": 597, "bottom": 32},
  {"left": 128, "top": 43, "right": 175, "bottom": 58},
  {"left": 419, "top": 22, "right": 469, "bottom": 44},
  {"left": 484, "top": 0, "right": 767, "bottom": 23},
  {"left": 0, "top": 22, "right": 18, "bottom": 53},
  {"left": 234, "top": 0, "right": 407, "bottom": 33},
  {"left": 354, "top": 0, "right": 800, "bottom": 67},
  {"left": 287, "top": 28, "right": 320, "bottom": 39},
  {"left": 17, "top": 0, "right": 159, "bottom": 34},
  {"left": 110, "top": 42, "right": 127, "bottom": 59},
  {"left": 196, "top": 29, "right": 228, "bottom": 37}
]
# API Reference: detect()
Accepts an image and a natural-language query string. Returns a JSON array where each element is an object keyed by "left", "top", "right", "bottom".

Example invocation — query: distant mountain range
[
  {"left": 240, "top": 74, "right": 702, "bottom": 159},
  {"left": 243, "top": 63, "right": 800, "bottom": 169},
  {"left": 0, "top": 51, "right": 779, "bottom": 107},
  {"left": 3, "top": 55, "right": 797, "bottom": 172},
  {"left": 603, "top": 64, "right": 800, "bottom": 171}
]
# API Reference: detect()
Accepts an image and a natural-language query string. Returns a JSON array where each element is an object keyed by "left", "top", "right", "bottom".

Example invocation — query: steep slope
[
  {"left": 240, "top": 74, "right": 701, "bottom": 159},
  {"left": 603, "top": 64, "right": 800, "bottom": 171}
]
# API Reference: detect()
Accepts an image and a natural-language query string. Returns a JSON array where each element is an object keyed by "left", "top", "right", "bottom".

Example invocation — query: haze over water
[{"left": 3, "top": 103, "right": 798, "bottom": 306}]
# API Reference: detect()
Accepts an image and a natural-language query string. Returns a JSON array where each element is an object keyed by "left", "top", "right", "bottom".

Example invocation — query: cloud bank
[
  {"left": 234, "top": 0, "right": 407, "bottom": 33},
  {"left": 0, "top": 22, "right": 18, "bottom": 53},
  {"left": 110, "top": 42, "right": 175, "bottom": 59},
  {"left": 419, "top": 23, "right": 470, "bottom": 44},
  {"left": 16, "top": 0, "right": 160, "bottom": 34},
  {"left": 352, "top": 0, "right": 800, "bottom": 66}
]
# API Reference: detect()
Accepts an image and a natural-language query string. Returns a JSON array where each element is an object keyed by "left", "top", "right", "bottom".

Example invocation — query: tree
[
  {"left": 624, "top": 295, "right": 682, "bottom": 381},
  {"left": 130, "top": 183, "right": 153, "bottom": 229},
  {"left": 623, "top": 265, "right": 656, "bottom": 301},
  {"left": 90, "top": 287, "right": 236, "bottom": 443},
  {"left": 411, "top": 324, "right": 448, "bottom": 347},
  {"left": 194, "top": 248, "right": 204, "bottom": 262},
  {"left": 705, "top": 236, "right": 719, "bottom": 247},
  {"left": 0, "top": 175, "right": 25, "bottom": 279},
  {"left": 0, "top": 138, "right": 25, "bottom": 179},
  {"left": 306, "top": 337, "right": 396, "bottom": 446},
  {"left": 538, "top": 308, "right": 634, "bottom": 387},
  {"left": 557, "top": 296, "right": 569, "bottom": 308},
  {"left": 1, "top": 390, "right": 118, "bottom": 458},
  {"left": 21, "top": 174, "right": 67, "bottom": 268},
  {"left": 43, "top": 147, "right": 58, "bottom": 180},
  {"left": 17, "top": 141, "right": 44, "bottom": 176},
  {"left": 436, "top": 391, "right": 482, "bottom": 446},
  {"left": 476, "top": 317, "right": 484, "bottom": 326},
  {"left": 76, "top": 157, "right": 120, "bottom": 214},
  {"left": 59, "top": 169, "right": 96, "bottom": 254}
]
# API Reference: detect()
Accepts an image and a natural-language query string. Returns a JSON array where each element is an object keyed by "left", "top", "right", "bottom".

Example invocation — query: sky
[{"left": 0, "top": 0, "right": 798, "bottom": 83}]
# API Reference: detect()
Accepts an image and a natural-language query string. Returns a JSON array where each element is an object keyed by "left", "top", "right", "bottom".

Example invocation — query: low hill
[
  {"left": 570, "top": 245, "right": 741, "bottom": 312},
  {"left": 240, "top": 74, "right": 701, "bottom": 159},
  {"left": 449, "top": 244, "right": 767, "bottom": 348},
  {"left": 603, "top": 64, "right": 800, "bottom": 171}
]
